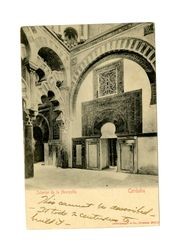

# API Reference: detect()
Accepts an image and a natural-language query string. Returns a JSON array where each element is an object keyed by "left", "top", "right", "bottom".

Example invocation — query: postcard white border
[{"left": 1, "top": 0, "right": 179, "bottom": 249}]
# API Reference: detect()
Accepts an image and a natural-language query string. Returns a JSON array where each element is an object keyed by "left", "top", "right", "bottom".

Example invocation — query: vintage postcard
[{"left": 21, "top": 22, "right": 159, "bottom": 229}]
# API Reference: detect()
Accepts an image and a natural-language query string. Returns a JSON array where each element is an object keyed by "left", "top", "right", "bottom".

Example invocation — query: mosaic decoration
[{"left": 82, "top": 89, "right": 142, "bottom": 137}]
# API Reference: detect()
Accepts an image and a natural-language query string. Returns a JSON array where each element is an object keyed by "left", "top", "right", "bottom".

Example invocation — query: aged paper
[
  {"left": 26, "top": 188, "right": 159, "bottom": 229},
  {"left": 21, "top": 22, "right": 159, "bottom": 229}
]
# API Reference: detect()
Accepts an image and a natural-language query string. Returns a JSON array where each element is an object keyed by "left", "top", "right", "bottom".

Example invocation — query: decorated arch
[{"left": 70, "top": 37, "right": 156, "bottom": 114}]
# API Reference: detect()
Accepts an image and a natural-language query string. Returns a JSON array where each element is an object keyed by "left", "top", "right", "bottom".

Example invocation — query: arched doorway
[
  {"left": 33, "top": 114, "right": 49, "bottom": 163},
  {"left": 33, "top": 126, "right": 44, "bottom": 163},
  {"left": 100, "top": 123, "right": 118, "bottom": 170}
]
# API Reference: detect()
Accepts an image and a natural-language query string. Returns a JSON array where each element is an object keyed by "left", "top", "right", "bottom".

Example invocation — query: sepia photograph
[
  {"left": 2, "top": 0, "right": 179, "bottom": 248},
  {"left": 21, "top": 22, "right": 159, "bottom": 229}
]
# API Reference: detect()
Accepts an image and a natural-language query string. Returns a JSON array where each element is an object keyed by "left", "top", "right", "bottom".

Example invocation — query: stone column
[
  {"left": 59, "top": 86, "right": 71, "bottom": 168},
  {"left": 24, "top": 62, "right": 38, "bottom": 178},
  {"left": 25, "top": 112, "right": 34, "bottom": 178}
]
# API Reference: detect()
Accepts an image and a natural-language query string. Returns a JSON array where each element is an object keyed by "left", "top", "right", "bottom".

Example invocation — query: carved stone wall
[
  {"left": 93, "top": 60, "right": 124, "bottom": 98},
  {"left": 82, "top": 90, "right": 142, "bottom": 136}
]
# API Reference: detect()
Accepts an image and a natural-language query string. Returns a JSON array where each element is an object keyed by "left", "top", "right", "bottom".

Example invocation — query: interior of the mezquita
[{"left": 21, "top": 23, "right": 157, "bottom": 179}]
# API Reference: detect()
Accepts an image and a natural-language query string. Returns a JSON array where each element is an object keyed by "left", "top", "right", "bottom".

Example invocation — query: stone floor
[{"left": 25, "top": 162, "right": 158, "bottom": 190}]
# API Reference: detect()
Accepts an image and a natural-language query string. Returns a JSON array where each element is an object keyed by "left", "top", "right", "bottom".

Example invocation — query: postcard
[{"left": 21, "top": 22, "right": 159, "bottom": 229}]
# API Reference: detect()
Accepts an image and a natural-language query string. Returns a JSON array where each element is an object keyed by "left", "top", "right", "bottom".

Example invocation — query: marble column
[
  {"left": 25, "top": 113, "right": 34, "bottom": 178},
  {"left": 58, "top": 85, "right": 71, "bottom": 168}
]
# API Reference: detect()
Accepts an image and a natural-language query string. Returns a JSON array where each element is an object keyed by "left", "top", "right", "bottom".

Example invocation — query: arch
[
  {"left": 35, "top": 82, "right": 65, "bottom": 115},
  {"left": 33, "top": 113, "right": 50, "bottom": 142},
  {"left": 64, "top": 27, "right": 78, "bottom": 48},
  {"left": 64, "top": 27, "right": 78, "bottom": 40},
  {"left": 101, "top": 122, "right": 117, "bottom": 138},
  {"left": 37, "top": 92, "right": 63, "bottom": 141},
  {"left": 70, "top": 37, "right": 156, "bottom": 114},
  {"left": 35, "top": 43, "right": 67, "bottom": 88},
  {"left": 35, "top": 55, "right": 66, "bottom": 91},
  {"left": 38, "top": 47, "right": 64, "bottom": 71},
  {"left": 36, "top": 68, "right": 45, "bottom": 82},
  {"left": 21, "top": 28, "right": 68, "bottom": 89},
  {"left": 47, "top": 90, "right": 55, "bottom": 100},
  {"left": 93, "top": 109, "right": 128, "bottom": 136},
  {"left": 33, "top": 34, "right": 68, "bottom": 71}
]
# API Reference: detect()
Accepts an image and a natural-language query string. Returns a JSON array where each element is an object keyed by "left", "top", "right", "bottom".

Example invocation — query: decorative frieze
[
  {"left": 71, "top": 23, "right": 141, "bottom": 53},
  {"left": 82, "top": 90, "right": 142, "bottom": 137}
]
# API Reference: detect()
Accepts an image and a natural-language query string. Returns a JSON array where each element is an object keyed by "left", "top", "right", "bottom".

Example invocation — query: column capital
[
  {"left": 25, "top": 113, "right": 33, "bottom": 126},
  {"left": 25, "top": 109, "right": 36, "bottom": 125}
]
